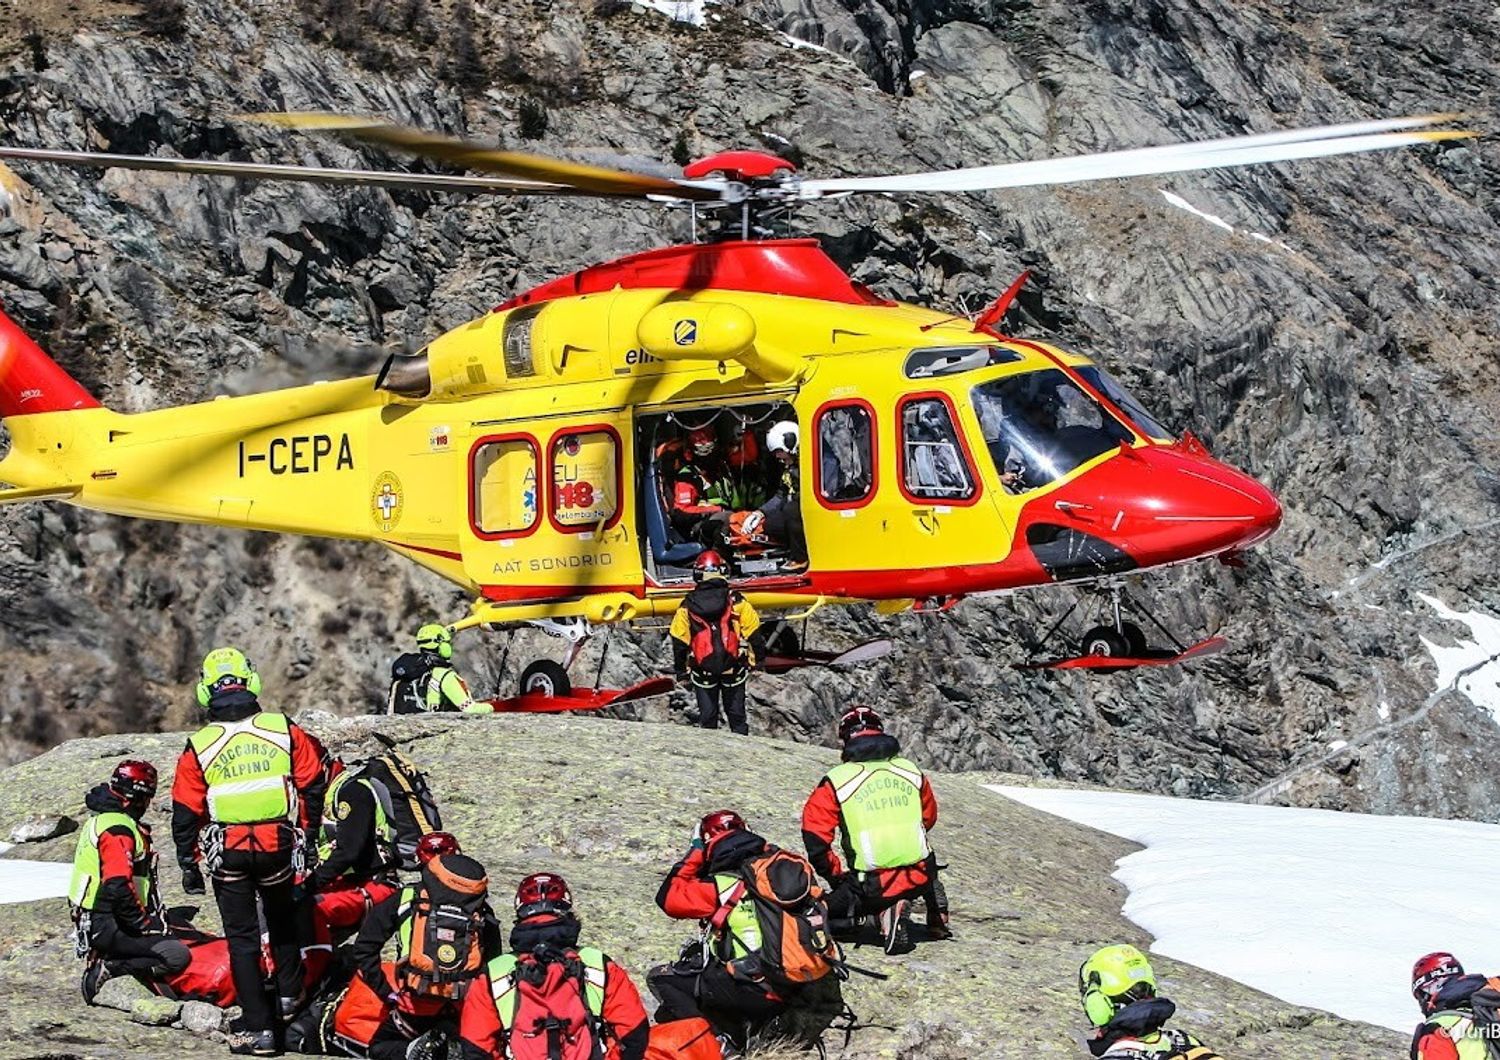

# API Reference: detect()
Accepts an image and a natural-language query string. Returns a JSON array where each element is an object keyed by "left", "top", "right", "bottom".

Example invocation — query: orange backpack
[
  {"left": 647, "top": 1018, "right": 724, "bottom": 1060},
  {"left": 396, "top": 881, "right": 488, "bottom": 1000},
  {"left": 719, "top": 848, "right": 844, "bottom": 986}
]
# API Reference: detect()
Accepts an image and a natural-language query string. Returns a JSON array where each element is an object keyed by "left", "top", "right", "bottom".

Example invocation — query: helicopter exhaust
[{"left": 637, "top": 301, "right": 804, "bottom": 383}]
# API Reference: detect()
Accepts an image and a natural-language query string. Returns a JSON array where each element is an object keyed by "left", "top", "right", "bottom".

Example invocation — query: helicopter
[{"left": 0, "top": 112, "right": 1472, "bottom": 709}]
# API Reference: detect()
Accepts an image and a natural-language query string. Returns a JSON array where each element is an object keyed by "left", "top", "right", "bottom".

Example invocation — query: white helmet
[{"left": 766, "top": 420, "right": 799, "bottom": 455}]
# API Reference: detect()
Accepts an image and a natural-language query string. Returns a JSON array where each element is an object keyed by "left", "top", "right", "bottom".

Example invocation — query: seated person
[
  {"left": 718, "top": 420, "right": 773, "bottom": 511},
  {"left": 757, "top": 421, "right": 807, "bottom": 569},
  {"left": 671, "top": 427, "right": 731, "bottom": 551}
]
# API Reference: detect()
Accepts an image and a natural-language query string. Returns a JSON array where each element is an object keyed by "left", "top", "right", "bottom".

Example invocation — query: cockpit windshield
[
  {"left": 972, "top": 369, "right": 1133, "bottom": 492},
  {"left": 1074, "top": 364, "right": 1174, "bottom": 441}
]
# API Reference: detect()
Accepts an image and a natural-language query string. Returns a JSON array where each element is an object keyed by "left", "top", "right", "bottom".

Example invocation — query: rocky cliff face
[{"left": 0, "top": 0, "right": 1496, "bottom": 820}]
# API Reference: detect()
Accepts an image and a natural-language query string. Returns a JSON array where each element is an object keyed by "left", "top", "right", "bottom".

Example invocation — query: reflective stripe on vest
[
  {"left": 190, "top": 713, "right": 294, "bottom": 824},
  {"left": 713, "top": 874, "right": 761, "bottom": 959},
  {"left": 1425, "top": 1012, "right": 1491, "bottom": 1060},
  {"left": 395, "top": 886, "right": 417, "bottom": 963},
  {"left": 68, "top": 812, "right": 150, "bottom": 912},
  {"left": 486, "top": 948, "right": 607, "bottom": 1030},
  {"left": 426, "top": 666, "right": 456, "bottom": 710},
  {"left": 824, "top": 758, "right": 929, "bottom": 873},
  {"left": 318, "top": 772, "right": 394, "bottom": 871}
]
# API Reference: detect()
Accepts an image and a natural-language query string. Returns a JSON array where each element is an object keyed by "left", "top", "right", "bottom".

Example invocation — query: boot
[
  {"left": 81, "top": 958, "right": 111, "bottom": 1005},
  {"left": 229, "top": 1029, "right": 280, "bottom": 1056},
  {"left": 878, "top": 900, "right": 911, "bottom": 955}
]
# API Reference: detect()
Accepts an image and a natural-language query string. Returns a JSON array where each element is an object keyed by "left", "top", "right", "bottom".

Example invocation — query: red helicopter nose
[{"left": 1021, "top": 442, "right": 1282, "bottom": 581}]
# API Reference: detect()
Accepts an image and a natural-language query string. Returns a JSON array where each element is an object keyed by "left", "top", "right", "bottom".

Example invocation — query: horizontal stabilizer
[{"left": 0, "top": 484, "right": 80, "bottom": 506}]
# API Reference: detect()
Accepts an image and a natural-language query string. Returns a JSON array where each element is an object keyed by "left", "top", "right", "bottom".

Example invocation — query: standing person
[
  {"left": 668, "top": 551, "right": 768, "bottom": 736},
  {"left": 1411, "top": 952, "right": 1499, "bottom": 1060},
  {"left": 801, "top": 706, "right": 948, "bottom": 954},
  {"left": 70, "top": 760, "right": 190, "bottom": 1003},
  {"left": 1077, "top": 945, "right": 1221, "bottom": 1058},
  {"left": 389, "top": 624, "right": 476, "bottom": 714},
  {"left": 171, "top": 647, "right": 328, "bottom": 1057},
  {"left": 458, "top": 872, "right": 649, "bottom": 1060},
  {"left": 758, "top": 420, "right": 807, "bottom": 572},
  {"left": 353, "top": 852, "right": 502, "bottom": 1060}
]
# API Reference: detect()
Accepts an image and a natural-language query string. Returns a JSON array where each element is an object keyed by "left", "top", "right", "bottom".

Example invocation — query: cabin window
[
  {"left": 550, "top": 427, "right": 621, "bottom": 532},
  {"left": 472, "top": 436, "right": 540, "bottom": 536},
  {"left": 899, "top": 396, "right": 976, "bottom": 502},
  {"left": 815, "top": 402, "right": 875, "bottom": 508}
]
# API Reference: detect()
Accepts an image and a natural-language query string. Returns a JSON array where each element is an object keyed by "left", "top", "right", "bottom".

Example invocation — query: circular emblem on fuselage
[
  {"left": 674, "top": 319, "right": 698, "bottom": 346},
  {"left": 372, "top": 471, "right": 404, "bottom": 533}
]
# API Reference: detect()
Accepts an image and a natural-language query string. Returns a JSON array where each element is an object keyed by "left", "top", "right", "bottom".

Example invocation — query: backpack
[
  {"left": 363, "top": 743, "right": 443, "bottom": 870},
  {"left": 397, "top": 883, "right": 489, "bottom": 1000},
  {"left": 388, "top": 652, "right": 436, "bottom": 714},
  {"left": 718, "top": 848, "right": 843, "bottom": 986},
  {"left": 686, "top": 582, "right": 742, "bottom": 677},
  {"left": 1462, "top": 982, "right": 1500, "bottom": 1060},
  {"left": 646, "top": 1017, "right": 723, "bottom": 1060},
  {"left": 490, "top": 947, "right": 610, "bottom": 1060}
]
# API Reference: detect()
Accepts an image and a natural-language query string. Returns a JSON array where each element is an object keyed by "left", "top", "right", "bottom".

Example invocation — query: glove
[
  {"left": 181, "top": 865, "right": 206, "bottom": 895},
  {"left": 742, "top": 510, "right": 765, "bottom": 537},
  {"left": 301, "top": 833, "right": 320, "bottom": 871}
]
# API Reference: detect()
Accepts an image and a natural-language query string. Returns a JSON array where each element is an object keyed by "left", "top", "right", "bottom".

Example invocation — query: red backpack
[
  {"left": 686, "top": 583, "right": 742, "bottom": 677},
  {"left": 487, "top": 947, "right": 611, "bottom": 1060}
]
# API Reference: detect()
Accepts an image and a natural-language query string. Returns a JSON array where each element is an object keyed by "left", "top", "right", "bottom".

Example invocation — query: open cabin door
[{"left": 461, "top": 413, "right": 641, "bottom": 607}]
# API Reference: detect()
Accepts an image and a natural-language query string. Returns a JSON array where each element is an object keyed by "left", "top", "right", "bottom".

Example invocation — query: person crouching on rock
[
  {"left": 1078, "top": 945, "right": 1221, "bottom": 1059},
  {"left": 309, "top": 757, "right": 403, "bottom": 932},
  {"left": 352, "top": 851, "right": 503, "bottom": 1060},
  {"left": 1411, "top": 951, "right": 1500, "bottom": 1060},
  {"left": 70, "top": 759, "right": 190, "bottom": 1004},
  {"left": 458, "top": 872, "right": 649, "bottom": 1060},
  {"left": 648, "top": 810, "right": 841, "bottom": 1052},
  {"left": 801, "top": 706, "right": 949, "bottom": 955}
]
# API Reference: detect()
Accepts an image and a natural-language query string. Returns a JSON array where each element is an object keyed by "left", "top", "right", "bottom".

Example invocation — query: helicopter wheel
[
  {"left": 1120, "top": 622, "right": 1149, "bottom": 657},
  {"left": 1080, "top": 625, "right": 1130, "bottom": 658},
  {"left": 519, "top": 660, "right": 572, "bottom": 698}
]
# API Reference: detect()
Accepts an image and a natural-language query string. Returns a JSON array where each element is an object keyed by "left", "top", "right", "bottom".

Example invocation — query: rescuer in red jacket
[
  {"left": 459, "top": 872, "right": 649, "bottom": 1060},
  {"left": 170, "top": 647, "right": 328, "bottom": 1055},
  {"left": 801, "top": 706, "right": 949, "bottom": 954}
]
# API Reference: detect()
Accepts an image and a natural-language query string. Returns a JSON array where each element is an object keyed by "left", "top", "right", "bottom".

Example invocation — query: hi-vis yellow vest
[
  {"left": 824, "top": 758, "right": 929, "bottom": 872},
  {"left": 318, "top": 771, "right": 394, "bottom": 871},
  {"left": 1419, "top": 1012, "right": 1491, "bottom": 1060},
  {"left": 68, "top": 812, "right": 150, "bottom": 912},
  {"left": 486, "top": 948, "right": 607, "bottom": 1028},
  {"left": 1098, "top": 1030, "right": 1220, "bottom": 1059},
  {"left": 190, "top": 712, "right": 294, "bottom": 824},
  {"left": 712, "top": 873, "right": 762, "bottom": 960}
]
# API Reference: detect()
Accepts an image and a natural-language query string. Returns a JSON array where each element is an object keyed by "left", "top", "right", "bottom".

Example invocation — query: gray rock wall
[{"left": 0, "top": 0, "right": 1496, "bottom": 819}]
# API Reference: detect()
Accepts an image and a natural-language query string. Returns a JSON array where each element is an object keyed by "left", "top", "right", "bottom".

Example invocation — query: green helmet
[
  {"left": 196, "top": 647, "right": 262, "bottom": 707},
  {"left": 1079, "top": 944, "right": 1157, "bottom": 1027},
  {"left": 416, "top": 623, "right": 453, "bottom": 661}
]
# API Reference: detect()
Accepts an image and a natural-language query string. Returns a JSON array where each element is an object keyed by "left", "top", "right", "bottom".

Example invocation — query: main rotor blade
[
  {"left": 0, "top": 147, "right": 589, "bottom": 196},
  {"left": 801, "top": 114, "right": 1474, "bottom": 195},
  {"left": 248, "top": 112, "right": 727, "bottom": 202}
]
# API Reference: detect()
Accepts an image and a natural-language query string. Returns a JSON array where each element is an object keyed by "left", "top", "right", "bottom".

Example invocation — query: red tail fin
[{"left": 0, "top": 307, "right": 100, "bottom": 417}]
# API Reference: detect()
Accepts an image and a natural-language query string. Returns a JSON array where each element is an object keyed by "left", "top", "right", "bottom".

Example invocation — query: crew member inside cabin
[{"left": 671, "top": 426, "right": 732, "bottom": 552}]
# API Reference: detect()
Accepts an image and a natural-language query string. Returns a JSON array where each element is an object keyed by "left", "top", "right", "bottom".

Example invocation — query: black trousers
[
  {"left": 89, "top": 918, "right": 191, "bottom": 978},
  {"left": 369, "top": 1008, "right": 454, "bottom": 1060},
  {"left": 761, "top": 496, "right": 807, "bottom": 562},
  {"left": 648, "top": 963, "right": 786, "bottom": 1043},
  {"left": 693, "top": 680, "right": 748, "bottom": 735},
  {"left": 213, "top": 847, "right": 303, "bottom": 1033},
  {"left": 826, "top": 858, "right": 947, "bottom": 922}
]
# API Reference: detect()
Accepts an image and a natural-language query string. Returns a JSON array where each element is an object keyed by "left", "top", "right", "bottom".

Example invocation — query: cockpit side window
[
  {"left": 972, "top": 369, "right": 1133, "bottom": 493},
  {"left": 899, "top": 395, "right": 977, "bottom": 503}
]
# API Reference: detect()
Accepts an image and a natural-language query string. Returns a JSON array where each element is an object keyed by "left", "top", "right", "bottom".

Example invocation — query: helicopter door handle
[
  {"left": 915, "top": 509, "right": 940, "bottom": 535},
  {"left": 1054, "top": 500, "right": 1097, "bottom": 521}
]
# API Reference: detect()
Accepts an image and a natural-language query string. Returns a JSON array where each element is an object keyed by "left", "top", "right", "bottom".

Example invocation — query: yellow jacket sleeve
[
  {"left": 735, "top": 597, "right": 761, "bottom": 640},
  {"left": 669, "top": 606, "right": 690, "bottom": 644}
]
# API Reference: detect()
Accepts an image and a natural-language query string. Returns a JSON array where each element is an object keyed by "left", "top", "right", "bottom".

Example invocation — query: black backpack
[
  {"left": 1467, "top": 984, "right": 1500, "bottom": 1060},
  {"left": 363, "top": 740, "right": 443, "bottom": 870},
  {"left": 388, "top": 652, "right": 436, "bottom": 714}
]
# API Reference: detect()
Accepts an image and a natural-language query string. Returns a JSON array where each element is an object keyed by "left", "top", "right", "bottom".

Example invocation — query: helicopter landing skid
[
  {"left": 1015, "top": 583, "right": 1226, "bottom": 672},
  {"left": 477, "top": 675, "right": 676, "bottom": 715}
]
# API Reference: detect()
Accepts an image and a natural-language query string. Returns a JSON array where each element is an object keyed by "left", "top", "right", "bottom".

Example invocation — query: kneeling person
[
  {"left": 1079, "top": 945, "right": 1220, "bottom": 1059},
  {"left": 311, "top": 759, "right": 403, "bottom": 930},
  {"left": 460, "top": 872, "right": 648, "bottom": 1060},
  {"left": 801, "top": 706, "right": 948, "bottom": 954},
  {"left": 70, "top": 760, "right": 190, "bottom": 1002}
]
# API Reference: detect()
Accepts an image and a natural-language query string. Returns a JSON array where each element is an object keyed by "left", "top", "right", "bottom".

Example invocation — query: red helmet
[
  {"left": 1413, "top": 952, "right": 1465, "bottom": 1013},
  {"left": 693, "top": 550, "right": 729, "bottom": 582},
  {"left": 110, "top": 760, "right": 158, "bottom": 805},
  {"left": 688, "top": 427, "right": 717, "bottom": 456},
  {"left": 697, "top": 809, "right": 747, "bottom": 848},
  {"left": 416, "top": 832, "right": 461, "bottom": 865},
  {"left": 838, "top": 706, "right": 884, "bottom": 744},
  {"left": 515, "top": 872, "right": 573, "bottom": 920}
]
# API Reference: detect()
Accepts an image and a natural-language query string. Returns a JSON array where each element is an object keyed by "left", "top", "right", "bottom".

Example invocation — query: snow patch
[
  {"left": 989, "top": 785, "right": 1500, "bottom": 1032},
  {"left": 1328, "top": 739, "right": 1349, "bottom": 751},
  {"left": 0, "top": 858, "right": 71, "bottom": 905},
  {"left": 778, "top": 32, "right": 832, "bottom": 54},
  {"left": 632, "top": 0, "right": 708, "bottom": 26},
  {"left": 1158, "top": 190, "right": 1291, "bottom": 249},
  {"left": 1417, "top": 593, "right": 1500, "bottom": 718}
]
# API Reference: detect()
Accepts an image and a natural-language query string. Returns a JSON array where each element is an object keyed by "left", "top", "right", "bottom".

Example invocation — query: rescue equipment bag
[
  {"left": 397, "top": 881, "right": 487, "bottom": 1000},
  {"left": 646, "top": 1017, "right": 724, "bottom": 1060},
  {"left": 717, "top": 848, "right": 843, "bottom": 986}
]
